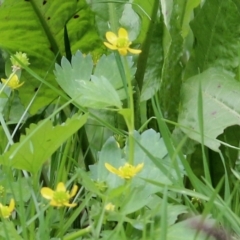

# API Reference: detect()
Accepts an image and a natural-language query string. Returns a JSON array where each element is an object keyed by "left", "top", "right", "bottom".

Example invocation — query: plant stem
[
  {"left": 63, "top": 226, "right": 91, "bottom": 240},
  {"left": 108, "top": 1, "right": 118, "bottom": 32},
  {"left": 122, "top": 57, "right": 135, "bottom": 165},
  {"left": 0, "top": 114, "right": 14, "bottom": 147}
]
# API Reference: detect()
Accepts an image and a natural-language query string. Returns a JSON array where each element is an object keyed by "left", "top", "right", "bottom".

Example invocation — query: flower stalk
[
  {"left": 104, "top": 27, "right": 141, "bottom": 164},
  {"left": 123, "top": 56, "right": 135, "bottom": 165}
]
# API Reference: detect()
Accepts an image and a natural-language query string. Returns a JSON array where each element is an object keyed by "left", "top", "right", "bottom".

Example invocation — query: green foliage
[
  {"left": 179, "top": 68, "right": 240, "bottom": 151},
  {"left": 84, "top": 128, "right": 186, "bottom": 235},
  {"left": 0, "top": 0, "right": 104, "bottom": 113},
  {"left": 0, "top": 0, "right": 240, "bottom": 239},
  {"left": 139, "top": 1, "right": 163, "bottom": 101},
  {"left": 0, "top": 113, "right": 88, "bottom": 173},
  {"left": 0, "top": 222, "right": 23, "bottom": 240},
  {"left": 159, "top": 1, "right": 184, "bottom": 125},
  {"left": 185, "top": 0, "right": 240, "bottom": 77},
  {"left": 55, "top": 51, "right": 136, "bottom": 109}
]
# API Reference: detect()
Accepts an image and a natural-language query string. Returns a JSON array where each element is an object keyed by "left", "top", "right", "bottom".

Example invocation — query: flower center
[
  {"left": 121, "top": 164, "right": 135, "bottom": 178},
  {"left": 117, "top": 38, "right": 130, "bottom": 48},
  {"left": 11, "top": 78, "right": 19, "bottom": 86},
  {"left": 53, "top": 191, "right": 69, "bottom": 203}
]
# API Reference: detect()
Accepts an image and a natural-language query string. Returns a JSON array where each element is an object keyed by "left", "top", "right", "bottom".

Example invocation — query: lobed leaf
[
  {"left": 55, "top": 51, "right": 135, "bottom": 109},
  {"left": 0, "top": 113, "right": 88, "bottom": 174}
]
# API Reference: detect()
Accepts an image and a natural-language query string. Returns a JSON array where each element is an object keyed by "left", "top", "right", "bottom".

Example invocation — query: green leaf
[
  {"left": 54, "top": 51, "right": 93, "bottom": 98},
  {"left": 121, "top": 186, "right": 152, "bottom": 214},
  {"left": 132, "top": 129, "right": 184, "bottom": 193},
  {"left": 119, "top": 4, "right": 141, "bottom": 40},
  {"left": 178, "top": 68, "right": 240, "bottom": 151},
  {"left": 0, "top": 222, "right": 24, "bottom": 240},
  {"left": 55, "top": 51, "right": 129, "bottom": 109},
  {"left": 94, "top": 54, "right": 135, "bottom": 92},
  {"left": 89, "top": 136, "right": 124, "bottom": 189},
  {"left": 90, "top": 129, "right": 184, "bottom": 193},
  {"left": 140, "top": 20, "right": 163, "bottom": 101},
  {"left": 185, "top": 0, "right": 240, "bottom": 76},
  {"left": 77, "top": 75, "right": 122, "bottom": 109},
  {"left": 2, "top": 177, "right": 31, "bottom": 202},
  {"left": 3, "top": 92, "right": 28, "bottom": 124},
  {"left": 134, "top": 0, "right": 160, "bottom": 94},
  {"left": 0, "top": 113, "right": 88, "bottom": 174},
  {"left": 89, "top": 0, "right": 143, "bottom": 63},
  {"left": 181, "top": 0, "right": 201, "bottom": 38},
  {"left": 159, "top": 2, "right": 184, "bottom": 126},
  {"left": 0, "top": 0, "right": 103, "bottom": 113}
]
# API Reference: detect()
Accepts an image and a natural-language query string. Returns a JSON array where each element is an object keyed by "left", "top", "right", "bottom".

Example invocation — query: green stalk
[
  {"left": 63, "top": 226, "right": 91, "bottom": 240},
  {"left": 57, "top": 138, "right": 72, "bottom": 183},
  {"left": 0, "top": 114, "right": 14, "bottom": 146},
  {"left": 108, "top": 1, "right": 118, "bottom": 32},
  {"left": 122, "top": 57, "right": 135, "bottom": 165},
  {"left": 59, "top": 208, "right": 65, "bottom": 239}
]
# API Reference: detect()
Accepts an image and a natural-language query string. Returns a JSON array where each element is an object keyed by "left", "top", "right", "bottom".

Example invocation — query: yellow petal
[
  {"left": 41, "top": 187, "right": 54, "bottom": 199},
  {"left": 64, "top": 202, "right": 77, "bottom": 208},
  {"left": 104, "top": 42, "right": 118, "bottom": 50},
  {"left": 70, "top": 185, "right": 78, "bottom": 198},
  {"left": 118, "top": 48, "right": 128, "bottom": 56},
  {"left": 56, "top": 182, "right": 66, "bottom": 192},
  {"left": 14, "top": 82, "right": 24, "bottom": 89},
  {"left": 8, "top": 199, "right": 15, "bottom": 212},
  {"left": 106, "top": 31, "right": 118, "bottom": 45},
  {"left": 118, "top": 28, "right": 128, "bottom": 40},
  {"left": 105, "top": 163, "right": 120, "bottom": 175},
  {"left": 50, "top": 199, "right": 62, "bottom": 207},
  {"left": 1, "top": 75, "right": 24, "bottom": 89},
  {"left": 128, "top": 48, "right": 142, "bottom": 55},
  {"left": 135, "top": 163, "right": 144, "bottom": 173}
]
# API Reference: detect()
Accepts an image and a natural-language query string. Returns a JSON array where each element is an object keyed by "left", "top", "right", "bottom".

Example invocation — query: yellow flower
[
  {"left": 105, "top": 202, "right": 115, "bottom": 212},
  {"left": 1, "top": 74, "right": 24, "bottom": 90},
  {"left": 105, "top": 162, "right": 144, "bottom": 179},
  {"left": 41, "top": 182, "right": 78, "bottom": 208},
  {"left": 104, "top": 28, "right": 142, "bottom": 56},
  {"left": 10, "top": 52, "right": 30, "bottom": 69},
  {"left": 0, "top": 199, "right": 15, "bottom": 218}
]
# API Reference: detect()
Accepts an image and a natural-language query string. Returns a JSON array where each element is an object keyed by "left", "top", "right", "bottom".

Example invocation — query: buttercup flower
[
  {"left": 10, "top": 52, "right": 30, "bottom": 69},
  {"left": 105, "top": 202, "right": 115, "bottom": 212},
  {"left": 41, "top": 182, "right": 78, "bottom": 208},
  {"left": 1, "top": 73, "right": 24, "bottom": 90},
  {"left": 0, "top": 199, "right": 15, "bottom": 218},
  {"left": 105, "top": 162, "right": 144, "bottom": 179},
  {"left": 104, "top": 28, "right": 142, "bottom": 56}
]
